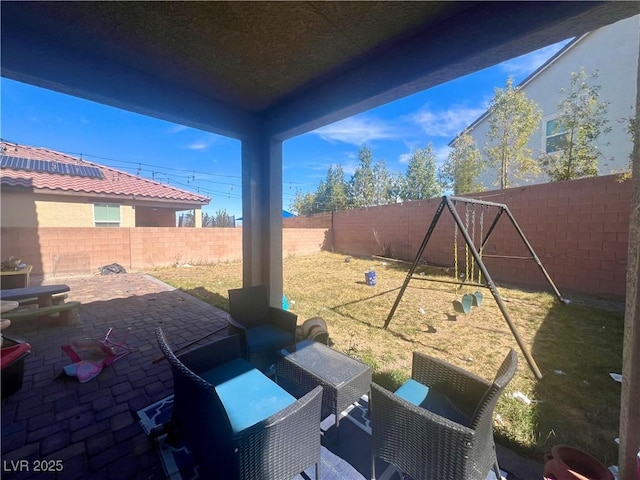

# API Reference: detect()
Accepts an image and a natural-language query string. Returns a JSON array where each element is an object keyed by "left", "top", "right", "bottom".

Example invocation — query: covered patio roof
[
  {"left": 2, "top": 2, "right": 637, "bottom": 140},
  {"left": 2, "top": 3, "right": 639, "bottom": 477}
]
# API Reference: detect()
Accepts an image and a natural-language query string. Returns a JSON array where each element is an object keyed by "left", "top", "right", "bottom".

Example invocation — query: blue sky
[{"left": 1, "top": 40, "right": 569, "bottom": 218}]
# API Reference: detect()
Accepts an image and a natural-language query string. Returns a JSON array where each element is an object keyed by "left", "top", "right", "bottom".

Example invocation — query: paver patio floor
[
  {"left": 1, "top": 272, "right": 543, "bottom": 480},
  {"left": 1, "top": 272, "right": 228, "bottom": 479}
]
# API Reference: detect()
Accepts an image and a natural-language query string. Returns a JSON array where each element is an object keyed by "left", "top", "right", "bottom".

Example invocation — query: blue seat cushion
[
  {"left": 246, "top": 325, "right": 293, "bottom": 351},
  {"left": 395, "top": 379, "right": 470, "bottom": 427},
  {"left": 200, "top": 357, "right": 296, "bottom": 433}
]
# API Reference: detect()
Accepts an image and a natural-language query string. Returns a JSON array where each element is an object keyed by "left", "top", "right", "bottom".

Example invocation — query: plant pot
[{"left": 543, "top": 445, "right": 613, "bottom": 480}]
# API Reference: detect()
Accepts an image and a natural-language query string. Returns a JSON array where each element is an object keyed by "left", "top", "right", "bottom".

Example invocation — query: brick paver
[{"left": 1, "top": 273, "right": 228, "bottom": 479}]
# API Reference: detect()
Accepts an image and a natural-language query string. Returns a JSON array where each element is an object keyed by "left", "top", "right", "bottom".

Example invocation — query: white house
[{"left": 457, "top": 14, "right": 639, "bottom": 188}]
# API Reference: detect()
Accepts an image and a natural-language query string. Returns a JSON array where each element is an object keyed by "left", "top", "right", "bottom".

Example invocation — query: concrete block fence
[
  {"left": 1, "top": 174, "right": 631, "bottom": 297},
  {"left": 322, "top": 174, "right": 631, "bottom": 298},
  {"left": 0, "top": 227, "right": 328, "bottom": 278}
]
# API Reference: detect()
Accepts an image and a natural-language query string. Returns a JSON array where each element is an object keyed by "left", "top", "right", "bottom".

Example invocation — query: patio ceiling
[
  {"left": 2, "top": 5, "right": 640, "bottom": 476},
  {"left": 2, "top": 1, "right": 638, "bottom": 140}
]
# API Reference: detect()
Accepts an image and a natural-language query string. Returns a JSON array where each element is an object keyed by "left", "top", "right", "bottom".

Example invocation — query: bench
[
  {"left": 3, "top": 301, "right": 81, "bottom": 325},
  {"left": 17, "top": 294, "right": 68, "bottom": 307}
]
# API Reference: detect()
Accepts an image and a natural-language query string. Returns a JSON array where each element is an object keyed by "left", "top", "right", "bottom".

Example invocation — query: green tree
[
  {"left": 372, "top": 159, "right": 394, "bottom": 205},
  {"left": 179, "top": 211, "right": 195, "bottom": 227},
  {"left": 202, "top": 212, "right": 214, "bottom": 227},
  {"left": 212, "top": 209, "right": 234, "bottom": 227},
  {"left": 486, "top": 77, "right": 542, "bottom": 189},
  {"left": 623, "top": 114, "right": 636, "bottom": 180},
  {"left": 387, "top": 171, "right": 406, "bottom": 203},
  {"left": 290, "top": 189, "right": 317, "bottom": 216},
  {"left": 349, "top": 146, "right": 376, "bottom": 207},
  {"left": 403, "top": 144, "right": 440, "bottom": 200},
  {"left": 540, "top": 69, "right": 611, "bottom": 181},
  {"left": 316, "top": 164, "right": 349, "bottom": 211},
  {"left": 439, "top": 130, "right": 485, "bottom": 194}
]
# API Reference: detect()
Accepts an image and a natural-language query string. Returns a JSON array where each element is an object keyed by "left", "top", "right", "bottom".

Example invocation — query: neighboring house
[
  {"left": 0, "top": 141, "right": 210, "bottom": 227},
  {"left": 454, "top": 14, "right": 639, "bottom": 188}
]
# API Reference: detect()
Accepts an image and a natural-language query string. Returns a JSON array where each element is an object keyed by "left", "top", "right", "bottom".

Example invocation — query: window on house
[
  {"left": 94, "top": 203, "right": 121, "bottom": 227},
  {"left": 544, "top": 116, "right": 568, "bottom": 153}
]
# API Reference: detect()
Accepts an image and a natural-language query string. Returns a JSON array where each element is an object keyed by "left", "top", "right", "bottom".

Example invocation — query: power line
[
  {"left": 3, "top": 139, "right": 315, "bottom": 204},
  {"left": 62, "top": 150, "right": 242, "bottom": 179}
]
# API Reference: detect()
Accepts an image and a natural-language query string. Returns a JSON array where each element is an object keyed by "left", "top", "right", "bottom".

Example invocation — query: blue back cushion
[
  {"left": 229, "top": 286, "right": 270, "bottom": 328},
  {"left": 246, "top": 325, "right": 294, "bottom": 351},
  {"left": 201, "top": 357, "right": 295, "bottom": 433},
  {"left": 395, "top": 379, "right": 470, "bottom": 427}
]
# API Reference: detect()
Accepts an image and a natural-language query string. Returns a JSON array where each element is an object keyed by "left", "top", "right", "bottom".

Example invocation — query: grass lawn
[{"left": 150, "top": 251, "right": 624, "bottom": 465}]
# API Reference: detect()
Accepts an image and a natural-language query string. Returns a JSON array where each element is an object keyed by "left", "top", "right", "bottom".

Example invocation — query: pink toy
[{"left": 62, "top": 328, "right": 131, "bottom": 383}]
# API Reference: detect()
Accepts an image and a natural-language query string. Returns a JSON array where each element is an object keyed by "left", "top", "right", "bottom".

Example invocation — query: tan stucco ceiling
[
  {"left": 1, "top": 2, "right": 470, "bottom": 110},
  {"left": 2, "top": 1, "right": 639, "bottom": 139}
]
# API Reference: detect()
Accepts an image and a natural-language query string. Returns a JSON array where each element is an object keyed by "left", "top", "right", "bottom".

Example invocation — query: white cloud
[
  {"left": 313, "top": 116, "right": 400, "bottom": 145},
  {"left": 342, "top": 159, "right": 360, "bottom": 176},
  {"left": 167, "top": 124, "right": 189, "bottom": 134},
  {"left": 500, "top": 40, "right": 572, "bottom": 78},
  {"left": 184, "top": 134, "right": 221, "bottom": 151},
  {"left": 412, "top": 104, "right": 486, "bottom": 138},
  {"left": 398, "top": 152, "right": 412, "bottom": 164},
  {"left": 186, "top": 141, "right": 210, "bottom": 151}
]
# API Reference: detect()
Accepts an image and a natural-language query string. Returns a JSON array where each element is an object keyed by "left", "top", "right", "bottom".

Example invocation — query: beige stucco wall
[
  {"left": 1, "top": 192, "right": 135, "bottom": 227},
  {"left": 120, "top": 204, "right": 135, "bottom": 227},
  {"left": 471, "top": 14, "right": 639, "bottom": 188}
]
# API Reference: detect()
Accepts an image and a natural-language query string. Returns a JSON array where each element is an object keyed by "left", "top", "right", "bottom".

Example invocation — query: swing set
[
  {"left": 452, "top": 198, "right": 485, "bottom": 315},
  {"left": 384, "top": 196, "right": 568, "bottom": 380}
]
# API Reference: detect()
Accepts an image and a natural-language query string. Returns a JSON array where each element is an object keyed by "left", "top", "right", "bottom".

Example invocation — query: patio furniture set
[
  {"left": 1, "top": 282, "right": 82, "bottom": 398},
  {"left": 0, "top": 283, "right": 81, "bottom": 324},
  {"left": 156, "top": 285, "right": 518, "bottom": 480}
]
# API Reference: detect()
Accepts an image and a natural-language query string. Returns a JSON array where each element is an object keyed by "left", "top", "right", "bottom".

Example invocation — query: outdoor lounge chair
[
  {"left": 156, "top": 328, "right": 323, "bottom": 480},
  {"left": 370, "top": 348, "right": 517, "bottom": 480},
  {"left": 227, "top": 285, "right": 297, "bottom": 372}
]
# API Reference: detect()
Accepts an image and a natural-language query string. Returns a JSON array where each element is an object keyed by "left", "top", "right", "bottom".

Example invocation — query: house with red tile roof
[{"left": 0, "top": 141, "right": 210, "bottom": 227}]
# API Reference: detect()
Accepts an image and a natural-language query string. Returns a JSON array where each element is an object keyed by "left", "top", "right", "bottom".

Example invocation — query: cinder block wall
[
  {"left": 1, "top": 175, "right": 631, "bottom": 297},
  {"left": 330, "top": 175, "right": 632, "bottom": 298},
  {"left": 0, "top": 227, "right": 328, "bottom": 277},
  {"left": 284, "top": 212, "right": 332, "bottom": 228},
  {"left": 283, "top": 228, "right": 331, "bottom": 256}
]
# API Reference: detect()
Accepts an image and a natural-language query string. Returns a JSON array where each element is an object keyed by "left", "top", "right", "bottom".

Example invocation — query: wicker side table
[{"left": 276, "top": 340, "right": 372, "bottom": 429}]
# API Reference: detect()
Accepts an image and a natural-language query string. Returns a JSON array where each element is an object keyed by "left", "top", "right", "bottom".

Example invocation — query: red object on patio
[
  {"left": 1, "top": 340, "right": 31, "bottom": 399},
  {"left": 543, "top": 445, "right": 613, "bottom": 480}
]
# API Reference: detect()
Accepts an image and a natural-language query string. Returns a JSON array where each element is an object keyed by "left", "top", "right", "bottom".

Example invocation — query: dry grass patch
[{"left": 150, "top": 251, "right": 624, "bottom": 465}]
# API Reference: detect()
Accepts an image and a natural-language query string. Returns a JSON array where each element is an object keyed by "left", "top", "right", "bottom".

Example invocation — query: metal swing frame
[{"left": 384, "top": 195, "right": 568, "bottom": 380}]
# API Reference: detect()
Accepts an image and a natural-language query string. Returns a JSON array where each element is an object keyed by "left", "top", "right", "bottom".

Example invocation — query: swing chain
[
  {"left": 453, "top": 202, "right": 460, "bottom": 286},
  {"left": 471, "top": 205, "right": 476, "bottom": 282},
  {"left": 478, "top": 205, "right": 485, "bottom": 284},
  {"left": 465, "top": 203, "right": 471, "bottom": 283}
]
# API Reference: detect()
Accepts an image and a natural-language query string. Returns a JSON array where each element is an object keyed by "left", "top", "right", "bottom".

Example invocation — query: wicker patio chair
[
  {"left": 227, "top": 285, "right": 297, "bottom": 372},
  {"left": 156, "top": 328, "right": 323, "bottom": 479},
  {"left": 371, "top": 348, "right": 518, "bottom": 480}
]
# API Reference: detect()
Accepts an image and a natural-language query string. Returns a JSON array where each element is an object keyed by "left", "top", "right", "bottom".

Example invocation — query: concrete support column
[
  {"left": 194, "top": 208, "right": 202, "bottom": 228},
  {"left": 619, "top": 39, "right": 640, "bottom": 480},
  {"left": 241, "top": 134, "right": 284, "bottom": 307}
]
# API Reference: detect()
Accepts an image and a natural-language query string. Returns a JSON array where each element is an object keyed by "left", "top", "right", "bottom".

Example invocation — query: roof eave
[{"left": 1, "top": 184, "right": 210, "bottom": 207}]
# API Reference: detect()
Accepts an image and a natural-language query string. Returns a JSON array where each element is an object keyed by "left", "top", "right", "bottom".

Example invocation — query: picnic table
[
  {"left": 0, "top": 285, "right": 80, "bottom": 324},
  {"left": 1, "top": 301, "right": 19, "bottom": 313},
  {"left": 1, "top": 284, "right": 70, "bottom": 307}
]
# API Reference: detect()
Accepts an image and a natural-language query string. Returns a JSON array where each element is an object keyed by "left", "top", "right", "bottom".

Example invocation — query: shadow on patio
[
  {"left": 1, "top": 273, "right": 228, "bottom": 479},
  {"left": 1, "top": 272, "right": 543, "bottom": 480}
]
